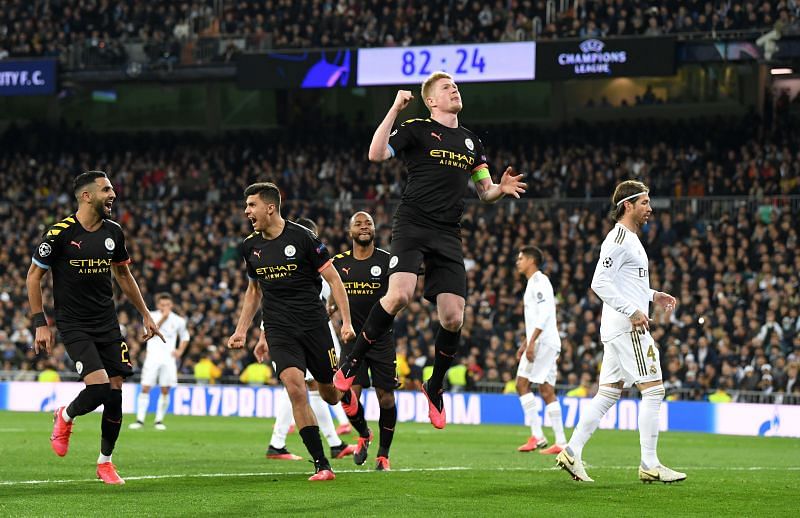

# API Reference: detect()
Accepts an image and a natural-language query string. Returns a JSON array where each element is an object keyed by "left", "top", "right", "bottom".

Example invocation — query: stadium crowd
[
  {"left": 2, "top": 1, "right": 797, "bottom": 64},
  {"left": 0, "top": 117, "right": 798, "bottom": 402}
]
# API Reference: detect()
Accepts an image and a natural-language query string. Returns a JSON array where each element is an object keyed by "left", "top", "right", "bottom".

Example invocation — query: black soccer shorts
[
  {"left": 389, "top": 221, "right": 467, "bottom": 303},
  {"left": 60, "top": 329, "right": 133, "bottom": 380},
  {"left": 266, "top": 323, "right": 338, "bottom": 384},
  {"left": 340, "top": 335, "right": 398, "bottom": 390}
]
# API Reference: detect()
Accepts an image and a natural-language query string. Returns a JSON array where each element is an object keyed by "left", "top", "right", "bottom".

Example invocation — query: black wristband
[{"left": 32, "top": 312, "right": 47, "bottom": 328}]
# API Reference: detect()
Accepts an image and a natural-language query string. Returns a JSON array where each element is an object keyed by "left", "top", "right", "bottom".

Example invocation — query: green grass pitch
[{"left": 0, "top": 411, "right": 797, "bottom": 517}]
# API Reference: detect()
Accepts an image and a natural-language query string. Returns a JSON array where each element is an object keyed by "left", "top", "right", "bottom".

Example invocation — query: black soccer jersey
[
  {"left": 387, "top": 117, "right": 488, "bottom": 228},
  {"left": 331, "top": 248, "right": 391, "bottom": 334},
  {"left": 32, "top": 215, "right": 130, "bottom": 333},
  {"left": 239, "top": 221, "right": 331, "bottom": 331}
]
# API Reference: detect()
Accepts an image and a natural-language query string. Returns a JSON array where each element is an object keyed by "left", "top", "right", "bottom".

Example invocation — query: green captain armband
[{"left": 471, "top": 167, "right": 490, "bottom": 183}]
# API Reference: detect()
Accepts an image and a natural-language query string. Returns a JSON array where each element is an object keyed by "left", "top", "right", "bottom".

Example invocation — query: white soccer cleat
[
  {"left": 128, "top": 421, "right": 143, "bottom": 430},
  {"left": 154, "top": 422, "right": 167, "bottom": 431},
  {"left": 639, "top": 463, "right": 687, "bottom": 484},
  {"left": 556, "top": 448, "right": 594, "bottom": 482}
]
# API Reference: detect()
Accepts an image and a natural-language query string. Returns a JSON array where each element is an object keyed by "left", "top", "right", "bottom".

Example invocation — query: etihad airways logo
[
  {"left": 256, "top": 263, "right": 298, "bottom": 280},
  {"left": 429, "top": 149, "right": 474, "bottom": 171},
  {"left": 344, "top": 281, "right": 383, "bottom": 295},
  {"left": 69, "top": 258, "right": 112, "bottom": 274},
  {"left": 557, "top": 39, "right": 627, "bottom": 75}
]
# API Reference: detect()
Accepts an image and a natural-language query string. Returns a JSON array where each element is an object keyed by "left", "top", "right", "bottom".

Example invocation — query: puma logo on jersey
[
  {"left": 70, "top": 240, "right": 82, "bottom": 249},
  {"left": 341, "top": 267, "right": 351, "bottom": 275},
  {"left": 253, "top": 249, "right": 262, "bottom": 259},
  {"left": 431, "top": 132, "right": 442, "bottom": 141}
]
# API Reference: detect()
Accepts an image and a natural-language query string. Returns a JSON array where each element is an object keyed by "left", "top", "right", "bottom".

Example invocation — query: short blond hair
[{"left": 421, "top": 71, "right": 453, "bottom": 113}]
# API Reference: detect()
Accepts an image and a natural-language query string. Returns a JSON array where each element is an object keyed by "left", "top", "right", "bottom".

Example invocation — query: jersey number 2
[{"left": 121, "top": 341, "right": 130, "bottom": 363}]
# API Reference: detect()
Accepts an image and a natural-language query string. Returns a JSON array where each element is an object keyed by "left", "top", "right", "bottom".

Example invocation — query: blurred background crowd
[{"left": 3, "top": 1, "right": 799, "bottom": 66}]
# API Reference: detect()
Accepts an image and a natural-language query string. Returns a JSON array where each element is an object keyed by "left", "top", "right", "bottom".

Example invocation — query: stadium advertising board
[
  {"left": 536, "top": 37, "right": 676, "bottom": 80},
  {"left": 0, "top": 59, "right": 57, "bottom": 96},
  {"left": 356, "top": 42, "right": 536, "bottom": 86},
  {"left": 3, "top": 382, "right": 799, "bottom": 437},
  {"left": 236, "top": 50, "right": 355, "bottom": 89}
]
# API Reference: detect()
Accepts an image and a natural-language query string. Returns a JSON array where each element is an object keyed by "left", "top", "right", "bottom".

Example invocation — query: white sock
[
  {"left": 567, "top": 387, "right": 621, "bottom": 459},
  {"left": 155, "top": 393, "right": 169, "bottom": 423},
  {"left": 62, "top": 407, "right": 73, "bottom": 423},
  {"left": 519, "top": 392, "right": 543, "bottom": 438},
  {"left": 545, "top": 401, "right": 567, "bottom": 445},
  {"left": 332, "top": 402, "right": 349, "bottom": 426},
  {"left": 98, "top": 453, "right": 112, "bottom": 464},
  {"left": 639, "top": 385, "right": 665, "bottom": 469},
  {"left": 136, "top": 392, "right": 149, "bottom": 423},
  {"left": 309, "top": 390, "right": 341, "bottom": 448},
  {"left": 270, "top": 388, "right": 293, "bottom": 449}
]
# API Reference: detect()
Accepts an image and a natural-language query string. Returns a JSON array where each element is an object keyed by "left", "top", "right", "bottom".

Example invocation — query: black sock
[
  {"left": 66, "top": 383, "right": 111, "bottom": 419},
  {"left": 347, "top": 400, "right": 371, "bottom": 438},
  {"left": 100, "top": 389, "right": 122, "bottom": 456},
  {"left": 299, "top": 426, "right": 328, "bottom": 468},
  {"left": 346, "top": 303, "right": 395, "bottom": 368},
  {"left": 427, "top": 327, "right": 461, "bottom": 395},
  {"left": 377, "top": 405, "right": 397, "bottom": 458}
]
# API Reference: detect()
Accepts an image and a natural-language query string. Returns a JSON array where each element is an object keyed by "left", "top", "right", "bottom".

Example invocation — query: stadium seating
[
  {"left": 2, "top": 1, "right": 797, "bottom": 66},
  {"left": 1, "top": 118, "right": 798, "bottom": 402}
]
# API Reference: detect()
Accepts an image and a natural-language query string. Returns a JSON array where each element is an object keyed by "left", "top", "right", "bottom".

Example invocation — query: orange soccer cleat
[
  {"left": 50, "top": 407, "right": 73, "bottom": 457},
  {"left": 421, "top": 381, "right": 446, "bottom": 429},
  {"left": 375, "top": 456, "right": 391, "bottom": 471},
  {"left": 539, "top": 444, "right": 564, "bottom": 455},
  {"left": 517, "top": 436, "right": 548, "bottom": 452},
  {"left": 96, "top": 462, "right": 125, "bottom": 485}
]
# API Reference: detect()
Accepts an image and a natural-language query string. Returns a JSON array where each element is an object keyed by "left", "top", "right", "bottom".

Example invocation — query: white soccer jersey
[
  {"left": 523, "top": 271, "right": 561, "bottom": 351},
  {"left": 591, "top": 223, "right": 656, "bottom": 341},
  {"left": 145, "top": 311, "right": 190, "bottom": 363},
  {"left": 320, "top": 278, "right": 332, "bottom": 302}
]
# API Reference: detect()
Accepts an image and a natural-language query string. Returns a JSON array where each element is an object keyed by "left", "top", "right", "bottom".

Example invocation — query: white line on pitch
[{"left": 1, "top": 465, "right": 798, "bottom": 486}]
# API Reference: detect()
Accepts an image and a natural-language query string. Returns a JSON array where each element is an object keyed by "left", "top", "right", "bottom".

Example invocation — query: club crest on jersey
[
  {"left": 105, "top": 238, "right": 115, "bottom": 251},
  {"left": 649, "top": 365, "right": 657, "bottom": 375},
  {"left": 38, "top": 242, "right": 52, "bottom": 257},
  {"left": 284, "top": 245, "right": 296, "bottom": 257},
  {"left": 370, "top": 265, "right": 382, "bottom": 277},
  {"left": 389, "top": 256, "right": 399, "bottom": 269},
  {"left": 602, "top": 257, "right": 613, "bottom": 268},
  {"left": 464, "top": 138, "right": 474, "bottom": 151}
]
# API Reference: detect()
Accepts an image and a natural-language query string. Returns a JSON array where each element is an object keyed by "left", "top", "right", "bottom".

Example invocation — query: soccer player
[
  {"left": 228, "top": 182, "right": 367, "bottom": 481},
  {"left": 329, "top": 211, "right": 396, "bottom": 470},
  {"left": 264, "top": 217, "right": 355, "bottom": 462},
  {"left": 335, "top": 72, "right": 527, "bottom": 429},
  {"left": 556, "top": 180, "right": 687, "bottom": 484},
  {"left": 129, "top": 293, "right": 190, "bottom": 430},
  {"left": 26, "top": 171, "right": 164, "bottom": 485},
  {"left": 514, "top": 246, "right": 566, "bottom": 455}
]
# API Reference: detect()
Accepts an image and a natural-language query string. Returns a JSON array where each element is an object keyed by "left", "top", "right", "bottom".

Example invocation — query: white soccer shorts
[
  {"left": 516, "top": 344, "right": 559, "bottom": 385},
  {"left": 140, "top": 359, "right": 178, "bottom": 387},
  {"left": 598, "top": 330, "right": 662, "bottom": 387}
]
